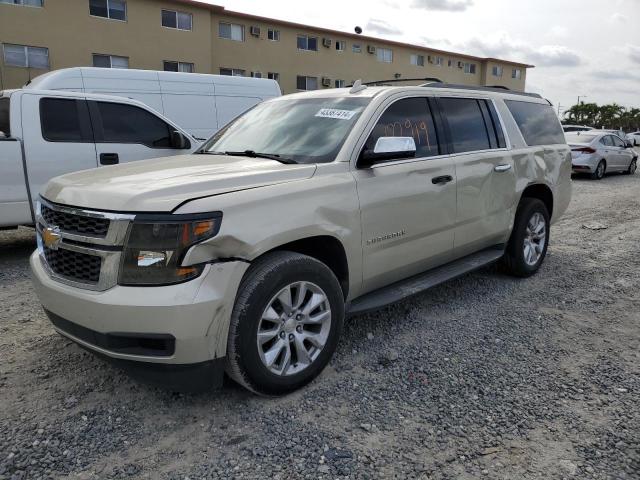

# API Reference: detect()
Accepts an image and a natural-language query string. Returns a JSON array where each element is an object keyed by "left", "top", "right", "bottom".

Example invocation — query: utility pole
[
  {"left": 577, "top": 95, "right": 587, "bottom": 105},
  {"left": 557, "top": 103, "right": 563, "bottom": 116}
]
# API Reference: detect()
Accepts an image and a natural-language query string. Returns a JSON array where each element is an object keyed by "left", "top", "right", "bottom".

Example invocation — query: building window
[
  {"left": 297, "top": 35, "right": 318, "bottom": 51},
  {"left": 0, "top": 0, "right": 43, "bottom": 6},
  {"left": 161, "top": 10, "right": 192, "bottom": 31},
  {"left": 267, "top": 28, "right": 280, "bottom": 41},
  {"left": 377, "top": 48, "right": 393, "bottom": 63},
  {"left": 268, "top": 72, "right": 280, "bottom": 82},
  {"left": 251, "top": 71, "right": 262, "bottom": 78},
  {"left": 433, "top": 56, "right": 443, "bottom": 66},
  {"left": 3, "top": 44, "right": 49, "bottom": 68},
  {"left": 492, "top": 66, "right": 503, "bottom": 77},
  {"left": 410, "top": 54, "right": 424, "bottom": 66},
  {"left": 296, "top": 75, "right": 318, "bottom": 90},
  {"left": 512, "top": 68, "right": 521, "bottom": 79},
  {"left": 334, "top": 79, "right": 345, "bottom": 88},
  {"left": 220, "top": 68, "right": 245, "bottom": 77},
  {"left": 163, "top": 61, "right": 193, "bottom": 73},
  {"left": 335, "top": 41, "right": 346, "bottom": 51},
  {"left": 448, "top": 59, "right": 452, "bottom": 67},
  {"left": 219, "top": 22, "right": 244, "bottom": 42},
  {"left": 89, "top": 0, "right": 126, "bottom": 21},
  {"left": 463, "top": 62, "right": 477, "bottom": 74},
  {"left": 352, "top": 44, "right": 361, "bottom": 53},
  {"left": 93, "top": 54, "right": 128, "bottom": 69}
]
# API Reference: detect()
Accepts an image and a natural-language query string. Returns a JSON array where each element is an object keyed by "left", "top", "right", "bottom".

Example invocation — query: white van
[
  {"left": 26, "top": 68, "right": 282, "bottom": 139},
  {"left": 0, "top": 89, "right": 194, "bottom": 228}
]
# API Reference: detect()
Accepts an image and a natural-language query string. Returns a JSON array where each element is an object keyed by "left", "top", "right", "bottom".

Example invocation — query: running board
[{"left": 348, "top": 247, "right": 505, "bottom": 316}]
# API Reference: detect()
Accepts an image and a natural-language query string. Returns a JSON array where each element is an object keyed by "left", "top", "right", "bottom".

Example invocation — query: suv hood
[{"left": 43, "top": 154, "right": 317, "bottom": 212}]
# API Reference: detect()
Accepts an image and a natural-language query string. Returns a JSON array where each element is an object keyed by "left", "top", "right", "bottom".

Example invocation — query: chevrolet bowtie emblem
[{"left": 43, "top": 226, "right": 62, "bottom": 250}]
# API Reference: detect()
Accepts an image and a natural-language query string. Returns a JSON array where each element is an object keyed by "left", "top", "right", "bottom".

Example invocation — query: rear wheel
[
  {"left": 625, "top": 159, "right": 637, "bottom": 175},
  {"left": 591, "top": 160, "right": 606, "bottom": 180},
  {"left": 225, "top": 251, "right": 344, "bottom": 396},
  {"left": 501, "top": 198, "right": 550, "bottom": 278}
]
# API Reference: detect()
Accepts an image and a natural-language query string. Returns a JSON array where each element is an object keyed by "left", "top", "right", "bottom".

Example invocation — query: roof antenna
[{"left": 349, "top": 79, "right": 367, "bottom": 94}]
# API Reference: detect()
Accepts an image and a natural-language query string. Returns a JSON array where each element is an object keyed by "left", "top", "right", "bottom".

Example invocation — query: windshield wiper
[{"left": 223, "top": 150, "right": 297, "bottom": 164}]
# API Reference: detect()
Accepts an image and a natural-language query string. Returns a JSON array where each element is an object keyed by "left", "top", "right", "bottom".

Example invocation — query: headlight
[{"left": 119, "top": 213, "right": 221, "bottom": 286}]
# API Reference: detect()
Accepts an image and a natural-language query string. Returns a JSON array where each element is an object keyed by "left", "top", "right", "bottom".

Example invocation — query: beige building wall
[{"left": 0, "top": 1, "right": 530, "bottom": 94}]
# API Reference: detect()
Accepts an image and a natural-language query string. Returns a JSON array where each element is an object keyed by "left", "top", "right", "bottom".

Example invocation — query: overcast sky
[{"left": 207, "top": 0, "right": 639, "bottom": 115}]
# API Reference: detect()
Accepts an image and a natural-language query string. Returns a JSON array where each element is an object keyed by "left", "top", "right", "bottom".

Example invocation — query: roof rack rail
[
  {"left": 420, "top": 83, "right": 542, "bottom": 99},
  {"left": 348, "top": 77, "right": 443, "bottom": 87}
]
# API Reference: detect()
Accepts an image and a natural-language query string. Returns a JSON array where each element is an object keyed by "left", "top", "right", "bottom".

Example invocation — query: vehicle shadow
[{"left": 0, "top": 227, "right": 36, "bottom": 264}]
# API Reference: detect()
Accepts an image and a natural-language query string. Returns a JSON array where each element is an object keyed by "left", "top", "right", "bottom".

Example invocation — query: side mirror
[
  {"left": 359, "top": 136, "right": 416, "bottom": 166},
  {"left": 170, "top": 130, "right": 191, "bottom": 150},
  {"left": 625, "top": 141, "right": 633, "bottom": 148}
]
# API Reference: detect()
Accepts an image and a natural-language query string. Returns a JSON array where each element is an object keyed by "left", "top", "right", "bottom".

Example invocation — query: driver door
[{"left": 352, "top": 96, "right": 457, "bottom": 293}]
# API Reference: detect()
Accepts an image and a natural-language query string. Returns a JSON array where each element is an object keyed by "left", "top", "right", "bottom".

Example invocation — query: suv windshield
[
  {"left": 0, "top": 97, "right": 10, "bottom": 137},
  {"left": 202, "top": 97, "right": 370, "bottom": 164}
]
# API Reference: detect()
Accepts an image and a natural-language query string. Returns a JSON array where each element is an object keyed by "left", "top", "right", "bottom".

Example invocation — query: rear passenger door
[
  {"left": 21, "top": 95, "right": 98, "bottom": 201},
  {"left": 88, "top": 100, "right": 191, "bottom": 166},
  {"left": 353, "top": 96, "right": 457, "bottom": 293},
  {"left": 436, "top": 97, "right": 516, "bottom": 257}
]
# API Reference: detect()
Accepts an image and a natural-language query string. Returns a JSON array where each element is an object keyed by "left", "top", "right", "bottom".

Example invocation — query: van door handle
[
  {"left": 494, "top": 164, "right": 512, "bottom": 172},
  {"left": 431, "top": 175, "right": 453, "bottom": 185},
  {"left": 100, "top": 153, "right": 119, "bottom": 165}
]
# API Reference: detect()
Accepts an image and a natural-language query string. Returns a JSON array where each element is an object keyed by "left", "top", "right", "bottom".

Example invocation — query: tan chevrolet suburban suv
[{"left": 30, "top": 83, "right": 572, "bottom": 395}]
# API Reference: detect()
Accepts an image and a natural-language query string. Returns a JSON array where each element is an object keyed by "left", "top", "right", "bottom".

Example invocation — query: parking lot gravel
[{"left": 1, "top": 169, "right": 639, "bottom": 480}]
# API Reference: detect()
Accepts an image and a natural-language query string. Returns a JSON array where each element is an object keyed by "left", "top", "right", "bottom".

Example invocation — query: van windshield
[
  {"left": 201, "top": 97, "right": 370, "bottom": 164},
  {"left": 0, "top": 98, "right": 10, "bottom": 137}
]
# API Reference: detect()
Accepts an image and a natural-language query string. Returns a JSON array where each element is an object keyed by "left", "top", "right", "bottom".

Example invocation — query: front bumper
[{"left": 31, "top": 252, "right": 248, "bottom": 388}]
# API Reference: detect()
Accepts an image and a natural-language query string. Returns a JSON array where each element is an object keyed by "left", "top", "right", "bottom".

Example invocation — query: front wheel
[
  {"left": 225, "top": 251, "right": 344, "bottom": 396},
  {"left": 625, "top": 159, "right": 637, "bottom": 175},
  {"left": 501, "top": 198, "right": 550, "bottom": 278}
]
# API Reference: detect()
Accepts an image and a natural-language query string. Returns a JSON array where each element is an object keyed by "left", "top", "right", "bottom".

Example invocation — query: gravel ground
[{"left": 1, "top": 170, "right": 639, "bottom": 480}]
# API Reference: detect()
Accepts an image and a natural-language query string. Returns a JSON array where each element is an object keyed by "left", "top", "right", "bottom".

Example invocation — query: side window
[
  {"left": 364, "top": 97, "right": 440, "bottom": 159},
  {"left": 504, "top": 100, "right": 565, "bottom": 146},
  {"left": 0, "top": 98, "right": 10, "bottom": 137},
  {"left": 600, "top": 136, "right": 613, "bottom": 147},
  {"left": 40, "top": 98, "right": 92, "bottom": 143},
  {"left": 439, "top": 98, "right": 491, "bottom": 153},
  {"left": 93, "top": 102, "right": 174, "bottom": 148},
  {"left": 611, "top": 135, "right": 625, "bottom": 147}
]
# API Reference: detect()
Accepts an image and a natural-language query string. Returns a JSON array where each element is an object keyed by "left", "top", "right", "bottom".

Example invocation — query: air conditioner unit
[
  {"left": 250, "top": 26, "right": 261, "bottom": 37},
  {"left": 322, "top": 38, "right": 332, "bottom": 48},
  {"left": 367, "top": 45, "right": 376, "bottom": 54},
  {"left": 321, "top": 77, "right": 331, "bottom": 87},
  {"left": 457, "top": 61, "right": 464, "bottom": 68}
]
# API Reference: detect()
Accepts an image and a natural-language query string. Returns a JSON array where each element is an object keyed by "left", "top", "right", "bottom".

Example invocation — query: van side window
[
  {"left": 438, "top": 98, "right": 492, "bottom": 153},
  {"left": 40, "top": 98, "right": 92, "bottom": 143},
  {"left": 93, "top": 102, "right": 174, "bottom": 148},
  {"left": 504, "top": 100, "right": 565, "bottom": 146},
  {"left": 364, "top": 97, "right": 440, "bottom": 159},
  {"left": 0, "top": 98, "right": 10, "bottom": 137}
]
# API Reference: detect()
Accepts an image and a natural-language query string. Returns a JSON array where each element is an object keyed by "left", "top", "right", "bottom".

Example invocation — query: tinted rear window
[
  {"left": 439, "top": 98, "right": 492, "bottom": 153},
  {"left": 505, "top": 100, "right": 565, "bottom": 146},
  {"left": 40, "top": 98, "right": 91, "bottom": 142},
  {"left": 0, "top": 98, "right": 9, "bottom": 136}
]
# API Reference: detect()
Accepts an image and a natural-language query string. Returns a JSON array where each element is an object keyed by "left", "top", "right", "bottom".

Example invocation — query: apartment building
[{"left": 0, "top": 0, "right": 532, "bottom": 94}]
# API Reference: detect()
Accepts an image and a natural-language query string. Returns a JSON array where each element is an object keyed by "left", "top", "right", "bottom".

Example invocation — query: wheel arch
[{"left": 520, "top": 183, "right": 554, "bottom": 218}]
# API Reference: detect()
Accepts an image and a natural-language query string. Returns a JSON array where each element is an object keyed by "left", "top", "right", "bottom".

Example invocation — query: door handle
[
  {"left": 100, "top": 153, "right": 119, "bottom": 165},
  {"left": 431, "top": 175, "right": 453, "bottom": 185},
  {"left": 494, "top": 164, "right": 512, "bottom": 172}
]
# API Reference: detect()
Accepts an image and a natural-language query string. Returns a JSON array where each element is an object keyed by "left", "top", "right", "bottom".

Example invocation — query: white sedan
[
  {"left": 566, "top": 131, "right": 637, "bottom": 179},
  {"left": 627, "top": 131, "right": 640, "bottom": 146}
]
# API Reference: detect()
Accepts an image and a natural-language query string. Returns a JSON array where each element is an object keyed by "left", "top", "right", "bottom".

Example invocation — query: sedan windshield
[
  {"left": 565, "top": 133, "right": 597, "bottom": 143},
  {"left": 201, "top": 97, "right": 371, "bottom": 164}
]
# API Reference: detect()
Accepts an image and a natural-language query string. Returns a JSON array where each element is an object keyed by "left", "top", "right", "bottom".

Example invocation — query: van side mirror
[
  {"left": 359, "top": 136, "right": 416, "bottom": 166},
  {"left": 170, "top": 130, "right": 190, "bottom": 150}
]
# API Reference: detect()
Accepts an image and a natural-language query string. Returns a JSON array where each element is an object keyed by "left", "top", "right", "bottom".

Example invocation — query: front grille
[
  {"left": 43, "top": 247, "right": 102, "bottom": 284},
  {"left": 41, "top": 204, "right": 110, "bottom": 237}
]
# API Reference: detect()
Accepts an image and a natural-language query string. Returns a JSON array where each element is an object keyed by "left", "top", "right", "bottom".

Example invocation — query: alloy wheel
[
  {"left": 523, "top": 212, "right": 547, "bottom": 266},
  {"left": 256, "top": 281, "right": 331, "bottom": 376}
]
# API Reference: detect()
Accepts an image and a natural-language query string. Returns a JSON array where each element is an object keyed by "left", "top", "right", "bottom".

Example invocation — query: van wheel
[
  {"left": 591, "top": 161, "right": 606, "bottom": 180},
  {"left": 225, "top": 251, "right": 344, "bottom": 396},
  {"left": 501, "top": 198, "right": 550, "bottom": 278},
  {"left": 624, "top": 159, "right": 637, "bottom": 175}
]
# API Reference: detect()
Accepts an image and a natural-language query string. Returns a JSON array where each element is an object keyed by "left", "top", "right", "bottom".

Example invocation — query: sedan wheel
[
  {"left": 626, "top": 159, "right": 637, "bottom": 175},
  {"left": 591, "top": 161, "right": 606, "bottom": 180}
]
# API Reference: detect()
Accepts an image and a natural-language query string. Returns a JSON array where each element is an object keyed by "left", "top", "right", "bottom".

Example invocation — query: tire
[
  {"left": 591, "top": 160, "right": 606, "bottom": 180},
  {"left": 500, "top": 198, "right": 550, "bottom": 278},
  {"left": 225, "top": 251, "right": 345, "bottom": 396},
  {"left": 625, "top": 159, "right": 637, "bottom": 175}
]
